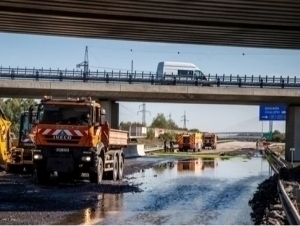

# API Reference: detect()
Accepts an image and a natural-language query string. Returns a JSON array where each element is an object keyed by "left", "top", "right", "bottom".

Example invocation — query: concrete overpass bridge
[
  {"left": 0, "top": 0, "right": 299, "bottom": 49},
  {"left": 1, "top": 69, "right": 300, "bottom": 105}
]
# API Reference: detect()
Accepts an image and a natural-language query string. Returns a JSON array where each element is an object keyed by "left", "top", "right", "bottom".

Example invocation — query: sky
[{"left": 1, "top": 32, "right": 299, "bottom": 133}]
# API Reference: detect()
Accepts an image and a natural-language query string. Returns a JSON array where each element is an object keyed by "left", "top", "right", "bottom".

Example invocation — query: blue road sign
[{"left": 259, "top": 105, "right": 287, "bottom": 121}]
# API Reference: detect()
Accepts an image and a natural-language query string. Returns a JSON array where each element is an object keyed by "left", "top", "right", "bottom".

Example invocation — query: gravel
[
  {"left": 0, "top": 158, "right": 169, "bottom": 225},
  {"left": 248, "top": 175, "right": 288, "bottom": 225}
]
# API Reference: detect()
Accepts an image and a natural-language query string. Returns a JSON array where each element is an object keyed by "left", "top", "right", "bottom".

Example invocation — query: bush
[{"left": 146, "top": 129, "right": 155, "bottom": 140}]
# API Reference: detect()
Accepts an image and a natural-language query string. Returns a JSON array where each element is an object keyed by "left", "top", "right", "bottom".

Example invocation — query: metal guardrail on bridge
[{"left": 0, "top": 67, "right": 299, "bottom": 89}]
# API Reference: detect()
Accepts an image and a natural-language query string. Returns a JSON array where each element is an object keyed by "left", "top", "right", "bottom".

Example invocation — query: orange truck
[
  {"left": 176, "top": 132, "right": 203, "bottom": 152},
  {"left": 28, "top": 96, "right": 129, "bottom": 184},
  {"left": 202, "top": 133, "right": 217, "bottom": 149}
]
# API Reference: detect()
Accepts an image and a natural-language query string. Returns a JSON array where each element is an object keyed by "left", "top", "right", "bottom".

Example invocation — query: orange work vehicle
[
  {"left": 0, "top": 110, "right": 36, "bottom": 174},
  {"left": 176, "top": 132, "right": 203, "bottom": 152},
  {"left": 29, "top": 96, "right": 128, "bottom": 184},
  {"left": 202, "top": 133, "right": 217, "bottom": 149}
]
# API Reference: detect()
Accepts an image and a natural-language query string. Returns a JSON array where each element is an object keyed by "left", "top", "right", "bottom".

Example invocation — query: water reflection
[
  {"left": 59, "top": 193, "right": 124, "bottom": 225},
  {"left": 62, "top": 156, "right": 269, "bottom": 225},
  {"left": 177, "top": 158, "right": 218, "bottom": 174}
]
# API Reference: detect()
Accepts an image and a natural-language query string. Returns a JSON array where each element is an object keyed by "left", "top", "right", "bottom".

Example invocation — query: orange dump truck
[
  {"left": 29, "top": 96, "right": 129, "bottom": 184},
  {"left": 202, "top": 133, "right": 217, "bottom": 149},
  {"left": 176, "top": 132, "right": 203, "bottom": 152}
]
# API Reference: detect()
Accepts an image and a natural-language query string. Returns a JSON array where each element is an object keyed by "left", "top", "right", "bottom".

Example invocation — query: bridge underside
[{"left": 0, "top": 0, "right": 300, "bottom": 49}]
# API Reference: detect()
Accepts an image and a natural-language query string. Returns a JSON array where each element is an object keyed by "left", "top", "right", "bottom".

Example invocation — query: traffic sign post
[
  {"left": 263, "top": 132, "right": 272, "bottom": 141},
  {"left": 290, "top": 148, "right": 295, "bottom": 165},
  {"left": 259, "top": 105, "right": 287, "bottom": 121}
]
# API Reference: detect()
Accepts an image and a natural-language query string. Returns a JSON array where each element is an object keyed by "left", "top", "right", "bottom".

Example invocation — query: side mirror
[
  {"left": 28, "top": 104, "right": 36, "bottom": 124},
  {"left": 100, "top": 115, "right": 105, "bottom": 126}
]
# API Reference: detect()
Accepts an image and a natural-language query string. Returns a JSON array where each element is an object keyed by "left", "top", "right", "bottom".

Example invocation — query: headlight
[
  {"left": 81, "top": 156, "right": 91, "bottom": 161},
  {"left": 33, "top": 154, "right": 43, "bottom": 160}
]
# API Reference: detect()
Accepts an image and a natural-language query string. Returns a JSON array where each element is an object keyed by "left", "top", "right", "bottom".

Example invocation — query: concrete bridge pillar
[
  {"left": 285, "top": 106, "right": 300, "bottom": 162},
  {"left": 98, "top": 101, "right": 119, "bottom": 129}
]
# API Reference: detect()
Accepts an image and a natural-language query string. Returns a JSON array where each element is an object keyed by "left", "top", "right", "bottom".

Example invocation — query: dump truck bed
[
  {"left": 108, "top": 129, "right": 128, "bottom": 146},
  {"left": 101, "top": 122, "right": 128, "bottom": 148}
]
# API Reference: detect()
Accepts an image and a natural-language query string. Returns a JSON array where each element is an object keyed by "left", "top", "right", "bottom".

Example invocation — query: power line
[
  {"left": 181, "top": 111, "right": 189, "bottom": 129},
  {"left": 119, "top": 104, "right": 137, "bottom": 116},
  {"left": 137, "top": 103, "right": 151, "bottom": 126}
]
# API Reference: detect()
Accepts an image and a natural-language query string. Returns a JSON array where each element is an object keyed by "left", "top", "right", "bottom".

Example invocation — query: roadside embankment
[{"left": 249, "top": 175, "right": 288, "bottom": 225}]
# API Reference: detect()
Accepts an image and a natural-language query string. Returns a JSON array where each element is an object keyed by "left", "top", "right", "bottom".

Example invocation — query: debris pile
[
  {"left": 280, "top": 165, "right": 300, "bottom": 182},
  {"left": 249, "top": 175, "right": 288, "bottom": 225}
]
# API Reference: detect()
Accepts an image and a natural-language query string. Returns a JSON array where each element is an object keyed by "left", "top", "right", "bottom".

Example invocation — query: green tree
[
  {"left": 146, "top": 129, "right": 155, "bottom": 140},
  {"left": 159, "top": 131, "right": 176, "bottom": 141},
  {"left": 119, "top": 121, "right": 144, "bottom": 130},
  {"left": 150, "top": 113, "right": 169, "bottom": 128},
  {"left": 0, "top": 98, "right": 37, "bottom": 135},
  {"left": 167, "top": 118, "right": 179, "bottom": 130},
  {"left": 272, "top": 130, "right": 285, "bottom": 142},
  {"left": 189, "top": 128, "right": 200, "bottom": 133}
]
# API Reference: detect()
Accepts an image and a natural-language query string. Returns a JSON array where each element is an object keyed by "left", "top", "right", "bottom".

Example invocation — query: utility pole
[
  {"left": 137, "top": 103, "right": 151, "bottom": 126},
  {"left": 269, "top": 121, "right": 273, "bottom": 133},
  {"left": 168, "top": 112, "right": 172, "bottom": 121},
  {"left": 131, "top": 60, "right": 133, "bottom": 75},
  {"left": 181, "top": 111, "right": 189, "bottom": 129},
  {"left": 76, "top": 46, "right": 89, "bottom": 75}
]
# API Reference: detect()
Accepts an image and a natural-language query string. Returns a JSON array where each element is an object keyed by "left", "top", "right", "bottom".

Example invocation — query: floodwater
[{"left": 73, "top": 156, "right": 270, "bottom": 225}]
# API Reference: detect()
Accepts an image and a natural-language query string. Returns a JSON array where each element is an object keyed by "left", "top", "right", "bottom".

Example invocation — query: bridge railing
[{"left": 0, "top": 66, "right": 299, "bottom": 88}]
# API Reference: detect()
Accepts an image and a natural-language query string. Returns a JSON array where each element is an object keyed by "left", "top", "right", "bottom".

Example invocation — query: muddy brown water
[{"left": 64, "top": 156, "right": 270, "bottom": 225}]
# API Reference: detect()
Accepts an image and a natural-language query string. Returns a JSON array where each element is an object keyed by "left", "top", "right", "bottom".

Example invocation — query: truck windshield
[{"left": 37, "top": 104, "right": 91, "bottom": 125}]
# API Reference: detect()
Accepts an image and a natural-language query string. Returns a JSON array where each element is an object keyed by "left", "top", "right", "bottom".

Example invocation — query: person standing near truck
[
  {"left": 164, "top": 140, "right": 167, "bottom": 152},
  {"left": 170, "top": 140, "right": 174, "bottom": 153}
]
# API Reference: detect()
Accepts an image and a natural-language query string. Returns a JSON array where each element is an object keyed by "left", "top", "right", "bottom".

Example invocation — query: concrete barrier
[{"left": 123, "top": 144, "right": 146, "bottom": 159}]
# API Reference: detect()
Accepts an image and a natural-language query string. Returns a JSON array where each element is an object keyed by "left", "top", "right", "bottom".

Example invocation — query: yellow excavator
[{"left": 0, "top": 107, "right": 36, "bottom": 174}]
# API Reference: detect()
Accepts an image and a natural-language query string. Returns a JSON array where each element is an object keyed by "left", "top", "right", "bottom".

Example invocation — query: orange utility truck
[
  {"left": 202, "top": 133, "right": 217, "bottom": 149},
  {"left": 29, "top": 96, "right": 129, "bottom": 184},
  {"left": 176, "top": 132, "right": 203, "bottom": 152}
]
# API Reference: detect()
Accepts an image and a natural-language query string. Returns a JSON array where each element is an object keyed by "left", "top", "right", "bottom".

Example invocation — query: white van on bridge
[{"left": 156, "top": 62, "right": 208, "bottom": 84}]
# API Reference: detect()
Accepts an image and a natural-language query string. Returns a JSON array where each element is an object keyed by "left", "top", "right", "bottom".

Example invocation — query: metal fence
[{"left": 0, "top": 66, "right": 299, "bottom": 88}]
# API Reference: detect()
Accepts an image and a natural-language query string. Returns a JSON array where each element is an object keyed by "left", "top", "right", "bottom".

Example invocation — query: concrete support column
[
  {"left": 98, "top": 101, "right": 119, "bottom": 129},
  {"left": 285, "top": 106, "right": 300, "bottom": 162}
]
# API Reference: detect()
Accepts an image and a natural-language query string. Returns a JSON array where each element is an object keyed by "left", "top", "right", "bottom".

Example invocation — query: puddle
[{"left": 65, "top": 156, "right": 270, "bottom": 225}]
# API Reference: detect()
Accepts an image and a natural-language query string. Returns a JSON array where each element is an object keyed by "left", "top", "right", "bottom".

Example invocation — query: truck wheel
[
  {"left": 107, "top": 157, "right": 118, "bottom": 181},
  {"left": 36, "top": 166, "right": 50, "bottom": 185},
  {"left": 25, "top": 166, "right": 34, "bottom": 175},
  {"left": 117, "top": 155, "right": 124, "bottom": 180},
  {"left": 89, "top": 156, "right": 103, "bottom": 184},
  {"left": 6, "top": 164, "right": 23, "bottom": 174}
]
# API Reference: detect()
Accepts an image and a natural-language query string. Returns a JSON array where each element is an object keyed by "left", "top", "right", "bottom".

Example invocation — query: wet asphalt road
[
  {"left": 85, "top": 156, "right": 270, "bottom": 225},
  {"left": 0, "top": 156, "right": 170, "bottom": 225},
  {"left": 0, "top": 154, "right": 270, "bottom": 225}
]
